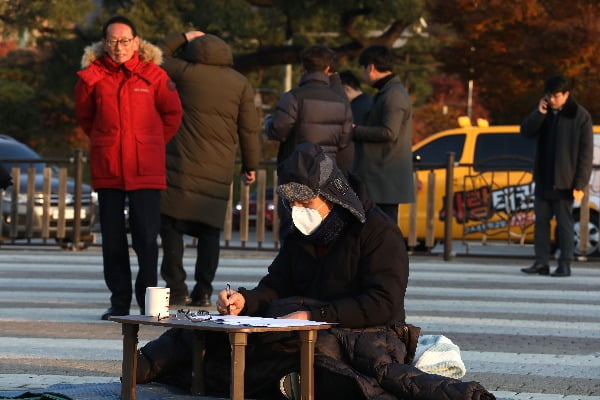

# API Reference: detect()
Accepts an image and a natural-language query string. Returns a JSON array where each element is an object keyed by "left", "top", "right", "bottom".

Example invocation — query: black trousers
[
  {"left": 159, "top": 214, "right": 220, "bottom": 300},
  {"left": 141, "top": 328, "right": 363, "bottom": 399},
  {"left": 98, "top": 189, "right": 160, "bottom": 312},
  {"left": 534, "top": 196, "right": 574, "bottom": 264}
]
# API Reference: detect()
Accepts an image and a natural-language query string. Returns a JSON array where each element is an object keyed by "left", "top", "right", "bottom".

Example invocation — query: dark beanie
[{"left": 277, "top": 142, "right": 366, "bottom": 223}]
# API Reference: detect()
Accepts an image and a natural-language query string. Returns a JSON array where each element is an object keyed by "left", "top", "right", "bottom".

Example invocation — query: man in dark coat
[
  {"left": 520, "top": 75, "right": 593, "bottom": 277},
  {"left": 136, "top": 143, "right": 495, "bottom": 400},
  {"left": 353, "top": 45, "right": 415, "bottom": 224},
  {"left": 157, "top": 31, "right": 260, "bottom": 306},
  {"left": 264, "top": 45, "right": 353, "bottom": 171},
  {"left": 340, "top": 69, "right": 373, "bottom": 125}
]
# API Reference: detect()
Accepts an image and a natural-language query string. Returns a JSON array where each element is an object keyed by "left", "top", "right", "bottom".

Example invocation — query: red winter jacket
[{"left": 75, "top": 41, "right": 182, "bottom": 191}]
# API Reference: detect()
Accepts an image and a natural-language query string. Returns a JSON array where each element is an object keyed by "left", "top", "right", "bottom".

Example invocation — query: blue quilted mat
[{"left": 0, "top": 382, "right": 225, "bottom": 400}]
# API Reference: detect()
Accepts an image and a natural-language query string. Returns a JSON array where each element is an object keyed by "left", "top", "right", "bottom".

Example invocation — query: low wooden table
[{"left": 110, "top": 315, "right": 332, "bottom": 400}]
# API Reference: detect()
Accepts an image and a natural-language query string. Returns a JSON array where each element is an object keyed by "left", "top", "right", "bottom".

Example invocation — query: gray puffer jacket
[{"left": 265, "top": 71, "right": 353, "bottom": 170}]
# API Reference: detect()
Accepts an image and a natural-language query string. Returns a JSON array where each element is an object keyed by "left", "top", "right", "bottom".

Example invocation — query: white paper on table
[{"left": 210, "top": 315, "right": 330, "bottom": 327}]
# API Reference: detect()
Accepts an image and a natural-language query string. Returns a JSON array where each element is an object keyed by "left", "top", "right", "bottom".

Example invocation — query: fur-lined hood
[{"left": 80, "top": 39, "right": 163, "bottom": 69}]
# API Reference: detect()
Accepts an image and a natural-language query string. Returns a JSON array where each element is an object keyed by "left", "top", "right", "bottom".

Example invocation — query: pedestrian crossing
[{"left": 0, "top": 248, "right": 599, "bottom": 399}]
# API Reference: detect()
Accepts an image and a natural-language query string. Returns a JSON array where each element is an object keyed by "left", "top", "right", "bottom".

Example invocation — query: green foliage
[
  {"left": 0, "top": 0, "right": 441, "bottom": 156},
  {"left": 428, "top": 0, "right": 600, "bottom": 124},
  {"left": 0, "top": 79, "right": 41, "bottom": 141},
  {"left": 0, "top": 0, "right": 94, "bottom": 41}
]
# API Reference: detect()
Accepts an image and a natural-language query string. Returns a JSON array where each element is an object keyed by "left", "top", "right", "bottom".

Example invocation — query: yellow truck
[{"left": 399, "top": 124, "right": 600, "bottom": 256}]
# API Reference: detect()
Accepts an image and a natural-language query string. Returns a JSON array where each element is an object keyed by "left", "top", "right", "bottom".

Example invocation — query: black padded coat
[
  {"left": 139, "top": 179, "right": 494, "bottom": 399},
  {"left": 520, "top": 96, "right": 593, "bottom": 192}
]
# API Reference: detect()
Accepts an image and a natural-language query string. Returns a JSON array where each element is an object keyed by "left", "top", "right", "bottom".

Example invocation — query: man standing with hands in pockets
[{"left": 75, "top": 16, "right": 182, "bottom": 319}]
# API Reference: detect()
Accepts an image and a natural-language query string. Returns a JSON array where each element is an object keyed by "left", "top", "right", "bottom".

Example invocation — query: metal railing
[
  {"left": 2, "top": 151, "right": 597, "bottom": 261},
  {"left": 221, "top": 165, "right": 280, "bottom": 250},
  {"left": 0, "top": 149, "right": 93, "bottom": 250}
]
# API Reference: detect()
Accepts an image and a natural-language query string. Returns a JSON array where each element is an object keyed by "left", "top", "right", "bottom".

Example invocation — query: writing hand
[{"left": 216, "top": 288, "right": 245, "bottom": 315}]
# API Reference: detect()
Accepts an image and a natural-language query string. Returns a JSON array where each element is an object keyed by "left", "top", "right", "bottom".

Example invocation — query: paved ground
[{"left": 0, "top": 245, "right": 599, "bottom": 399}]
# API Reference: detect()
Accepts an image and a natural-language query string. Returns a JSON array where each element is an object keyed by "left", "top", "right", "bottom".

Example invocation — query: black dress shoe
[
  {"left": 101, "top": 307, "right": 129, "bottom": 321},
  {"left": 551, "top": 262, "right": 571, "bottom": 277},
  {"left": 190, "top": 294, "right": 212, "bottom": 307},
  {"left": 520, "top": 262, "right": 549, "bottom": 275}
]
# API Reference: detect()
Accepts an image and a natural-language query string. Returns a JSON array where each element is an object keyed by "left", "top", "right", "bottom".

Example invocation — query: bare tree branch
[
  {"left": 340, "top": 7, "right": 372, "bottom": 45},
  {"left": 379, "top": 20, "right": 407, "bottom": 47},
  {"left": 244, "top": 0, "right": 274, "bottom": 7},
  {"left": 233, "top": 34, "right": 403, "bottom": 74},
  {"left": 230, "top": 2, "right": 411, "bottom": 72},
  {"left": 234, "top": 44, "right": 304, "bottom": 73}
]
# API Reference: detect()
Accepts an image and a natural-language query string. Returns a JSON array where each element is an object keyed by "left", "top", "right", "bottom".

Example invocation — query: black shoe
[
  {"left": 170, "top": 295, "right": 192, "bottom": 306},
  {"left": 189, "top": 293, "right": 212, "bottom": 307},
  {"left": 279, "top": 372, "right": 300, "bottom": 400},
  {"left": 520, "top": 262, "right": 549, "bottom": 275},
  {"left": 101, "top": 307, "right": 129, "bottom": 321},
  {"left": 551, "top": 262, "right": 571, "bottom": 277}
]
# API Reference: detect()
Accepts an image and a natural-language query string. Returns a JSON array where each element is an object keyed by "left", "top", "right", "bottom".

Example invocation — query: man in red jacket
[{"left": 75, "top": 16, "right": 182, "bottom": 320}]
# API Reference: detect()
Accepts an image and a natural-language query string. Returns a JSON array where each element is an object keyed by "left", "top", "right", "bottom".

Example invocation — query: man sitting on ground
[{"left": 136, "top": 143, "right": 495, "bottom": 400}]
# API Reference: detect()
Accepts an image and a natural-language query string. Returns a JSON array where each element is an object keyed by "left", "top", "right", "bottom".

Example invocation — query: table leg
[
  {"left": 121, "top": 323, "right": 139, "bottom": 400},
  {"left": 299, "top": 330, "right": 317, "bottom": 400},
  {"left": 191, "top": 330, "right": 206, "bottom": 395},
  {"left": 229, "top": 332, "right": 247, "bottom": 400}
]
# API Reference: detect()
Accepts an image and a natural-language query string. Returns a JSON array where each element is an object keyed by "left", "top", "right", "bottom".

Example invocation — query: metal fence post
[
  {"left": 9, "top": 167, "right": 20, "bottom": 239},
  {"left": 425, "top": 170, "right": 436, "bottom": 249},
  {"left": 443, "top": 152, "right": 455, "bottom": 261},
  {"left": 578, "top": 184, "right": 590, "bottom": 260},
  {"left": 72, "top": 148, "right": 83, "bottom": 251},
  {"left": 407, "top": 171, "right": 418, "bottom": 251}
]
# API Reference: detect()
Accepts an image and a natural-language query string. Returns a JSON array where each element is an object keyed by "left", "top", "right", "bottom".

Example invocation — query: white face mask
[{"left": 292, "top": 203, "right": 326, "bottom": 235}]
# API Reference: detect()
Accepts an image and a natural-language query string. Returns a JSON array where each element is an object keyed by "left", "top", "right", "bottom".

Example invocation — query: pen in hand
[{"left": 226, "top": 283, "right": 231, "bottom": 315}]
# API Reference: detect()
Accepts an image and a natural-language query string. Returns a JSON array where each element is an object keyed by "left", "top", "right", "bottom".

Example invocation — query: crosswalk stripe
[{"left": 411, "top": 315, "right": 600, "bottom": 338}]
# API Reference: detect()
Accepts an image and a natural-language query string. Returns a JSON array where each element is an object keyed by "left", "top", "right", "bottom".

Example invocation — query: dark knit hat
[{"left": 277, "top": 142, "right": 366, "bottom": 223}]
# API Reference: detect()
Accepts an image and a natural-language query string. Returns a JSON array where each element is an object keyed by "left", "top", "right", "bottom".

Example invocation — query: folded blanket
[{"left": 412, "top": 334, "right": 466, "bottom": 378}]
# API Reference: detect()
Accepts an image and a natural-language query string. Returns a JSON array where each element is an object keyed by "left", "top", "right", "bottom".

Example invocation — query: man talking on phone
[{"left": 520, "top": 75, "right": 593, "bottom": 277}]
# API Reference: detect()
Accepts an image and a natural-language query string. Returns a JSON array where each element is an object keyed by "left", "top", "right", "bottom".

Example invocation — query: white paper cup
[{"left": 145, "top": 287, "right": 170, "bottom": 317}]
